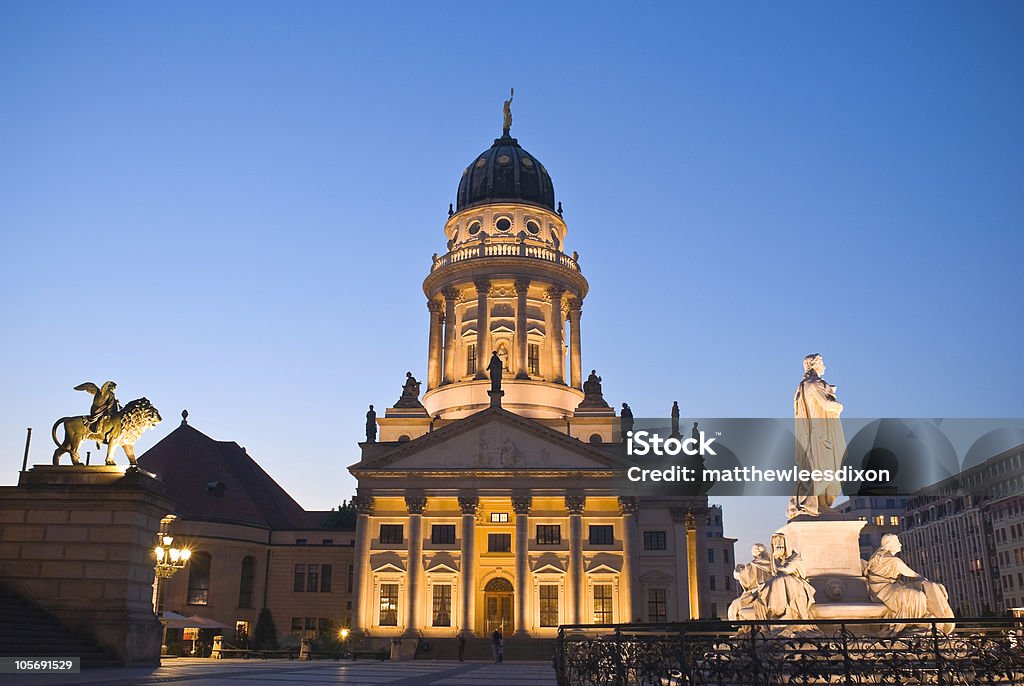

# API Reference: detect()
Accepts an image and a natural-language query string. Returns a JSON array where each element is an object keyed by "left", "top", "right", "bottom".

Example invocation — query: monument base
[
  {"left": 0, "top": 465, "right": 174, "bottom": 666},
  {"left": 777, "top": 513, "right": 871, "bottom": 606}
]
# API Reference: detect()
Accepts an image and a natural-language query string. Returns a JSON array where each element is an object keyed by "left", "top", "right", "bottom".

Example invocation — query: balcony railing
[{"left": 431, "top": 243, "right": 580, "bottom": 272}]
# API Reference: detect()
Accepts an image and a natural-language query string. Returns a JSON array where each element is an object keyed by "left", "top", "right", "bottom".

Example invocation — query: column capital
[
  {"left": 513, "top": 278, "right": 531, "bottom": 294},
  {"left": 567, "top": 296, "right": 583, "bottom": 313},
  {"left": 511, "top": 495, "right": 533, "bottom": 515},
  {"left": 565, "top": 495, "right": 586, "bottom": 515},
  {"left": 405, "top": 496, "right": 427, "bottom": 515},
  {"left": 427, "top": 299, "right": 444, "bottom": 314},
  {"left": 671, "top": 507, "right": 695, "bottom": 524},
  {"left": 474, "top": 278, "right": 492, "bottom": 294},
  {"left": 441, "top": 286, "right": 460, "bottom": 302},
  {"left": 353, "top": 495, "right": 375, "bottom": 515},
  {"left": 546, "top": 285, "right": 566, "bottom": 300},
  {"left": 458, "top": 496, "right": 480, "bottom": 515},
  {"left": 618, "top": 496, "right": 639, "bottom": 515}
]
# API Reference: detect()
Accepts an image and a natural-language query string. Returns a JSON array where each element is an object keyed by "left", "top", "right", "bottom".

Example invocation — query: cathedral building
[{"left": 349, "top": 112, "right": 735, "bottom": 640}]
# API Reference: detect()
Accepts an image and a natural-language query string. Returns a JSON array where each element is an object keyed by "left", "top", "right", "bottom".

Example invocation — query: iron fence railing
[{"left": 554, "top": 617, "right": 1024, "bottom": 685}]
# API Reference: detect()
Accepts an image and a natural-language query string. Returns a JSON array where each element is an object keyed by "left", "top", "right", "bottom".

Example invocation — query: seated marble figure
[{"left": 865, "top": 533, "right": 955, "bottom": 634}]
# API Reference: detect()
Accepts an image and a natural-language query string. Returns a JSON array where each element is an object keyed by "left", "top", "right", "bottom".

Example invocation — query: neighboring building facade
[
  {"left": 834, "top": 496, "right": 908, "bottom": 559},
  {"left": 348, "top": 117, "right": 734, "bottom": 640},
  {"left": 901, "top": 442, "right": 1024, "bottom": 616},
  {"left": 138, "top": 420, "right": 355, "bottom": 645}
]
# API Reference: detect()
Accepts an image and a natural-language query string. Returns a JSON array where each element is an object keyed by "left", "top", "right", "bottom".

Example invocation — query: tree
[
  {"left": 323, "top": 499, "right": 356, "bottom": 530},
  {"left": 254, "top": 607, "right": 278, "bottom": 650}
]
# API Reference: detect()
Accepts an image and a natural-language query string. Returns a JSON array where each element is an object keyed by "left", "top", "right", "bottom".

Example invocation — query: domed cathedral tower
[{"left": 422, "top": 123, "right": 588, "bottom": 420}]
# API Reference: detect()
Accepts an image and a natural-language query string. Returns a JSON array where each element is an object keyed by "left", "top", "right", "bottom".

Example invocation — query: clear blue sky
[{"left": 2, "top": 1, "right": 1023, "bottom": 556}]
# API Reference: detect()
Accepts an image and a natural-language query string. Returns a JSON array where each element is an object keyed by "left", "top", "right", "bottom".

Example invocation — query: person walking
[
  {"left": 457, "top": 633, "right": 466, "bottom": 662},
  {"left": 491, "top": 628, "right": 503, "bottom": 663}
]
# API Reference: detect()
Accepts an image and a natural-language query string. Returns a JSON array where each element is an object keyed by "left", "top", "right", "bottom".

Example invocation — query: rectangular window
[
  {"left": 490, "top": 512, "right": 509, "bottom": 523},
  {"left": 537, "top": 525, "right": 561, "bottom": 545},
  {"left": 467, "top": 344, "right": 477, "bottom": 376},
  {"left": 488, "top": 533, "right": 512, "bottom": 552},
  {"left": 307, "top": 563, "right": 319, "bottom": 592},
  {"left": 293, "top": 564, "right": 305, "bottom": 593},
  {"left": 724, "top": 549, "right": 730, "bottom": 564},
  {"left": 593, "top": 584, "right": 613, "bottom": 623},
  {"left": 589, "top": 525, "right": 614, "bottom": 545},
  {"left": 432, "top": 585, "right": 452, "bottom": 627},
  {"left": 379, "top": 583, "right": 399, "bottom": 626},
  {"left": 321, "top": 564, "right": 332, "bottom": 593},
  {"left": 186, "top": 552, "right": 211, "bottom": 605},
  {"left": 709, "top": 575, "right": 716, "bottom": 591},
  {"left": 889, "top": 516, "right": 901, "bottom": 526},
  {"left": 380, "top": 524, "right": 404, "bottom": 544},
  {"left": 348, "top": 564, "right": 354, "bottom": 593},
  {"left": 711, "top": 603, "right": 718, "bottom": 619},
  {"left": 528, "top": 344, "right": 541, "bottom": 376},
  {"left": 432, "top": 525, "right": 456, "bottom": 545},
  {"left": 290, "top": 617, "right": 302, "bottom": 634},
  {"left": 647, "top": 588, "right": 667, "bottom": 622},
  {"left": 540, "top": 585, "right": 559, "bottom": 627},
  {"left": 708, "top": 548, "right": 715, "bottom": 563},
  {"left": 643, "top": 531, "right": 666, "bottom": 550}
]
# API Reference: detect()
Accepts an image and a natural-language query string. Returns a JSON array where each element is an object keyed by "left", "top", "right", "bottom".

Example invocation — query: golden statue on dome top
[{"left": 502, "top": 87, "right": 514, "bottom": 136}]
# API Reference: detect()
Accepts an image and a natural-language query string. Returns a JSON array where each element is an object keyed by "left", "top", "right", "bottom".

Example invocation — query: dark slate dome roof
[{"left": 456, "top": 135, "right": 555, "bottom": 212}]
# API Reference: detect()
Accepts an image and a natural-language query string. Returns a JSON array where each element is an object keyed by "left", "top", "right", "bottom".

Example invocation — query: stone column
[
  {"left": 568, "top": 298, "right": 583, "bottom": 389},
  {"left": 514, "top": 278, "right": 531, "bottom": 379},
  {"left": 512, "top": 495, "right": 532, "bottom": 635},
  {"left": 618, "top": 496, "right": 639, "bottom": 623},
  {"left": 566, "top": 495, "right": 586, "bottom": 624},
  {"left": 458, "top": 496, "right": 479, "bottom": 636},
  {"left": 547, "top": 286, "right": 566, "bottom": 384},
  {"left": 404, "top": 496, "right": 427, "bottom": 636},
  {"left": 427, "top": 299, "right": 443, "bottom": 390},
  {"left": 670, "top": 507, "right": 690, "bottom": 621},
  {"left": 351, "top": 495, "right": 374, "bottom": 634},
  {"left": 685, "top": 511, "right": 699, "bottom": 619},
  {"left": 441, "top": 287, "right": 458, "bottom": 385},
  {"left": 474, "top": 279, "right": 490, "bottom": 379}
]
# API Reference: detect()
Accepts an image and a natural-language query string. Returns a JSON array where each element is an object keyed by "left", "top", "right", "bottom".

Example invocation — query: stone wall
[{"left": 0, "top": 466, "right": 174, "bottom": 666}]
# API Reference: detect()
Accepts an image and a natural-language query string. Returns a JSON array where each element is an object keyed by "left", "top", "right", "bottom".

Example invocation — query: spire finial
[
  {"left": 181, "top": 409, "right": 189, "bottom": 425},
  {"left": 502, "top": 87, "right": 514, "bottom": 137}
]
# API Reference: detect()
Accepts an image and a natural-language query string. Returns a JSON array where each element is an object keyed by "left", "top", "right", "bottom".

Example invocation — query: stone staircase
[
  {"left": 0, "top": 583, "right": 121, "bottom": 668},
  {"left": 416, "top": 636, "right": 556, "bottom": 662}
]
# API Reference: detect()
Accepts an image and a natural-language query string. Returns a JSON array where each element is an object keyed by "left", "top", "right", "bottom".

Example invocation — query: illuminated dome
[{"left": 455, "top": 135, "right": 555, "bottom": 212}]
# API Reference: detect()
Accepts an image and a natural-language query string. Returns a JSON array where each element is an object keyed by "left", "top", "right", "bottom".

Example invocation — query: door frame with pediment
[{"left": 481, "top": 576, "right": 514, "bottom": 635}]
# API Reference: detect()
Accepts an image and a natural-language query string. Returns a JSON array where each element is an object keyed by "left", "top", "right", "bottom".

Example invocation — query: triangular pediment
[
  {"left": 352, "top": 408, "right": 621, "bottom": 473},
  {"left": 639, "top": 570, "right": 674, "bottom": 582},
  {"left": 586, "top": 554, "right": 622, "bottom": 574},
  {"left": 370, "top": 552, "right": 406, "bottom": 573},
  {"left": 531, "top": 553, "right": 567, "bottom": 574}
]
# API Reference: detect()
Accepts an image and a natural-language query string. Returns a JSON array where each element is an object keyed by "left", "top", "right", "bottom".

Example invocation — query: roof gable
[{"left": 352, "top": 407, "right": 621, "bottom": 474}]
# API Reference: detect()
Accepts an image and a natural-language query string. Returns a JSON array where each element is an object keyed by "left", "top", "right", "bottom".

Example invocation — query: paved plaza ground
[{"left": 4, "top": 658, "right": 558, "bottom": 686}]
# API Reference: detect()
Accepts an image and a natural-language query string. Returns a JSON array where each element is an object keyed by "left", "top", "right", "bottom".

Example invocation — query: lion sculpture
[{"left": 52, "top": 397, "right": 162, "bottom": 466}]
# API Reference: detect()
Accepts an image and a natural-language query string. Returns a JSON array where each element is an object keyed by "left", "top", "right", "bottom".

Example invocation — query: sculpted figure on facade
[
  {"left": 395, "top": 372, "right": 424, "bottom": 409},
  {"left": 788, "top": 353, "right": 847, "bottom": 519},
  {"left": 488, "top": 351, "right": 504, "bottom": 393},
  {"left": 866, "top": 534, "right": 955, "bottom": 634},
  {"left": 578, "top": 370, "right": 610, "bottom": 409},
  {"left": 75, "top": 381, "right": 120, "bottom": 435},
  {"left": 728, "top": 543, "right": 772, "bottom": 621},
  {"left": 502, "top": 87, "right": 514, "bottom": 136},
  {"left": 670, "top": 401, "right": 680, "bottom": 438},
  {"left": 620, "top": 403, "right": 634, "bottom": 435},
  {"left": 365, "top": 405, "right": 377, "bottom": 443},
  {"left": 760, "top": 532, "right": 816, "bottom": 624}
]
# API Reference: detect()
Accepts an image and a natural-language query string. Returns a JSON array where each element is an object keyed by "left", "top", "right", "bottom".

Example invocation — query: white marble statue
[
  {"left": 788, "top": 353, "right": 847, "bottom": 519},
  {"left": 761, "top": 532, "right": 816, "bottom": 622},
  {"left": 728, "top": 543, "right": 772, "bottom": 621},
  {"left": 866, "top": 534, "right": 955, "bottom": 634}
]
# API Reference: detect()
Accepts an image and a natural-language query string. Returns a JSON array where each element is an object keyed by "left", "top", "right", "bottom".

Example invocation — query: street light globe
[
  {"left": 181, "top": 549, "right": 191, "bottom": 561},
  {"left": 162, "top": 535, "right": 173, "bottom": 546},
  {"left": 340, "top": 628, "right": 349, "bottom": 639},
  {"left": 155, "top": 546, "right": 164, "bottom": 561}
]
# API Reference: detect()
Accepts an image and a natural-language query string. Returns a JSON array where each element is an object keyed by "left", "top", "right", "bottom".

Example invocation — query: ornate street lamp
[
  {"left": 154, "top": 534, "right": 191, "bottom": 578},
  {"left": 152, "top": 518, "right": 190, "bottom": 656}
]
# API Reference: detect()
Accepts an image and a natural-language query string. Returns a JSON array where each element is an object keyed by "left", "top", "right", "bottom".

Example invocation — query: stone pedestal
[
  {"left": 0, "top": 465, "right": 175, "bottom": 666},
  {"left": 777, "top": 514, "right": 869, "bottom": 604}
]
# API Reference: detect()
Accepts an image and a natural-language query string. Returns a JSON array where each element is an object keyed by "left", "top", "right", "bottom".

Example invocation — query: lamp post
[{"left": 153, "top": 529, "right": 190, "bottom": 656}]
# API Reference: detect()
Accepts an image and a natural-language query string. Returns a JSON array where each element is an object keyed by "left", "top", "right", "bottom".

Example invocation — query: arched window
[
  {"left": 238, "top": 556, "right": 255, "bottom": 609},
  {"left": 589, "top": 434, "right": 603, "bottom": 445},
  {"left": 484, "top": 577, "right": 514, "bottom": 592},
  {"left": 187, "top": 552, "right": 211, "bottom": 605}
]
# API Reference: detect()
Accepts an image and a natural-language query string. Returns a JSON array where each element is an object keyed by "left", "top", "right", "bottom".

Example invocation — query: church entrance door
[{"left": 483, "top": 577, "right": 514, "bottom": 634}]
